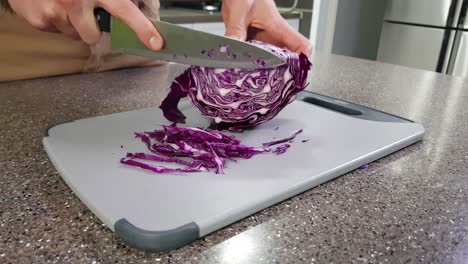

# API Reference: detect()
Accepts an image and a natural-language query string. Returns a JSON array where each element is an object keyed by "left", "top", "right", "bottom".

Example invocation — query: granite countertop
[
  {"left": 159, "top": 7, "right": 301, "bottom": 24},
  {"left": 1, "top": 52, "right": 468, "bottom": 263}
]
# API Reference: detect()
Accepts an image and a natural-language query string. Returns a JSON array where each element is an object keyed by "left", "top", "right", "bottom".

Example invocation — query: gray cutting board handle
[
  {"left": 297, "top": 91, "right": 413, "bottom": 123},
  {"left": 114, "top": 219, "right": 199, "bottom": 252}
]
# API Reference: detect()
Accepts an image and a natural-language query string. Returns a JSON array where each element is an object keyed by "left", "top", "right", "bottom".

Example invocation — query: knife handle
[{"left": 94, "top": 8, "right": 111, "bottom": 32}]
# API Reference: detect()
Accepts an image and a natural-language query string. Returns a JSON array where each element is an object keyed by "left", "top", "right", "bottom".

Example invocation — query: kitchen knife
[{"left": 94, "top": 9, "right": 285, "bottom": 69}]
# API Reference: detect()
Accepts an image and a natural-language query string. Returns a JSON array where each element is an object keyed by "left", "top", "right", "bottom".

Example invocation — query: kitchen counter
[
  {"left": 159, "top": 8, "right": 301, "bottom": 24},
  {"left": 1, "top": 53, "right": 468, "bottom": 263}
]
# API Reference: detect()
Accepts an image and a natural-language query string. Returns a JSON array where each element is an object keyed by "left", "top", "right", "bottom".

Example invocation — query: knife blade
[{"left": 95, "top": 9, "right": 285, "bottom": 69}]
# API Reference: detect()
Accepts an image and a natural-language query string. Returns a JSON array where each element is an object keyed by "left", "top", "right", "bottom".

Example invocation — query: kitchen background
[
  {"left": 158, "top": 0, "right": 311, "bottom": 37},
  {"left": 160, "top": 0, "right": 467, "bottom": 78}
]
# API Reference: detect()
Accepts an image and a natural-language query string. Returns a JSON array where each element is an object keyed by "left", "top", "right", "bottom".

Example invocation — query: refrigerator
[{"left": 377, "top": 0, "right": 468, "bottom": 77}]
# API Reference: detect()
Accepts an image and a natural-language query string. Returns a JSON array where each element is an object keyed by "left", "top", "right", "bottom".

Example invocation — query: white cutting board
[{"left": 42, "top": 91, "right": 424, "bottom": 252}]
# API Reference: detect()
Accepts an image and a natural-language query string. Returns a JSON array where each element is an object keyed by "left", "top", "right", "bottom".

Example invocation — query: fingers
[
  {"left": 251, "top": 19, "right": 312, "bottom": 55},
  {"left": 10, "top": 0, "right": 158, "bottom": 47},
  {"left": 222, "top": 0, "right": 250, "bottom": 41},
  {"left": 60, "top": 0, "right": 162, "bottom": 48},
  {"left": 9, "top": 0, "right": 58, "bottom": 33},
  {"left": 60, "top": 0, "right": 101, "bottom": 44},
  {"left": 225, "top": 24, "right": 248, "bottom": 41},
  {"left": 98, "top": 0, "right": 163, "bottom": 50},
  {"left": 290, "top": 32, "right": 313, "bottom": 55},
  {"left": 46, "top": 4, "right": 80, "bottom": 38},
  {"left": 269, "top": 21, "right": 313, "bottom": 55},
  {"left": 222, "top": 0, "right": 312, "bottom": 54}
]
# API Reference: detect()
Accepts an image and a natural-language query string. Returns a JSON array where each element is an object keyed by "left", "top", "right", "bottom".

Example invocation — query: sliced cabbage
[{"left": 121, "top": 126, "right": 304, "bottom": 174}]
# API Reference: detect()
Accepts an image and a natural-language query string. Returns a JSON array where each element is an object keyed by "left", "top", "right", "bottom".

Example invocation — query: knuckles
[
  {"left": 29, "top": 17, "right": 51, "bottom": 31},
  {"left": 42, "top": 7, "right": 61, "bottom": 22},
  {"left": 29, "top": 5, "right": 61, "bottom": 31}
]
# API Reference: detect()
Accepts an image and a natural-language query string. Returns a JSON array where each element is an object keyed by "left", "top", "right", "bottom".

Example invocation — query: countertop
[
  {"left": 159, "top": 8, "right": 301, "bottom": 24},
  {"left": 1, "top": 53, "right": 468, "bottom": 263}
]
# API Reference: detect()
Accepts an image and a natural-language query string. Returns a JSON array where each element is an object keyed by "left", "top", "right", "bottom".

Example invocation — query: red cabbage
[
  {"left": 121, "top": 126, "right": 304, "bottom": 174},
  {"left": 120, "top": 158, "right": 207, "bottom": 173},
  {"left": 126, "top": 152, "right": 194, "bottom": 166},
  {"left": 160, "top": 41, "right": 312, "bottom": 131},
  {"left": 263, "top": 129, "right": 303, "bottom": 147},
  {"left": 359, "top": 164, "right": 369, "bottom": 170},
  {"left": 273, "top": 144, "right": 291, "bottom": 154}
]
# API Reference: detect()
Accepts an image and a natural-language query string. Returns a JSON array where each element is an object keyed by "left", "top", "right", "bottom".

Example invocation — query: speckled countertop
[
  {"left": 1, "top": 52, "right": 468, "bottom": 263},
  {"left": 159, "top": 8, "right": 301, "bottom": 24}
]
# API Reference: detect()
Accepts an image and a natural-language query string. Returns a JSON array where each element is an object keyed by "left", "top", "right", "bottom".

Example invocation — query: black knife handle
[{"left": 94, "top": 8, "right": 110, "bottom": 32}]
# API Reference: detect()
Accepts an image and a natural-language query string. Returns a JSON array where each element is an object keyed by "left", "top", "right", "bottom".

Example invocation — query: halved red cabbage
[
  {"left": 160, "top": 41, "right": 312, "bottom": 131},
  {"left": 121, "top": 126, "right": 305, "bottom": 174}
]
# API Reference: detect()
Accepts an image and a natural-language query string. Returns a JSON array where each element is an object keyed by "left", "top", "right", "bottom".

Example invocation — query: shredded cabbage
[
  {"left": 263, "top": 129, "right": 303, "bottom": 147},
  {"left": 273, "top": 144, "right": 291, "bottom": 154},
  {"left": 121, "top": 126, "right": 305, "bottom": 174}
]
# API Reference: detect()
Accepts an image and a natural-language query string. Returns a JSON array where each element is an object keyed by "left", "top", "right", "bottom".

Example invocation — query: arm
[
  {"left": 222, "top": 0, "right": 312, "bottom": 55},
  {"left": 4, "top": 0, "right": 163, "bottom": 50}
]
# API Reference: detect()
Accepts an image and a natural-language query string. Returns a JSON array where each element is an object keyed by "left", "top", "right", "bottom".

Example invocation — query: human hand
[
  {"left": 7, "top": 0, "right": 163, "bottom": 50},
  {"left": 222, "top": 0, "right": 312, "bottom": 55}
]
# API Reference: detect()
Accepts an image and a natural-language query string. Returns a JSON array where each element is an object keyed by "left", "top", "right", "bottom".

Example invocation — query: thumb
[{"left": 225, "top": 24, "right": 248, "bottom": 41}]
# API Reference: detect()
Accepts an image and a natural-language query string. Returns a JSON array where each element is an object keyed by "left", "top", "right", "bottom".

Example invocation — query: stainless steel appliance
[{"left": 377, "top": 0, "right": 468, "bottom": 77}]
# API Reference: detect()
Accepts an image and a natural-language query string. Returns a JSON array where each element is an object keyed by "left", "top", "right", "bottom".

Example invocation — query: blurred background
[{"left": 160, "top": 0, "right": 467, "bottom": 78}]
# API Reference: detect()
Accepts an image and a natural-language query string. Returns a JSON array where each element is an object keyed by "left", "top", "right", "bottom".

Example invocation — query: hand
[
  {"left": 222, "top": 0, "right": 312, "bottom": 55},
  {"left": 7, "top": 0, "right": 163, "bottom": 50}
]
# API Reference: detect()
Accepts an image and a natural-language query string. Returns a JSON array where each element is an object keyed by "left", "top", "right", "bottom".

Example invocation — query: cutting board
[{"left": 42, "top": 91, "right": 425, "bottom": 252}]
